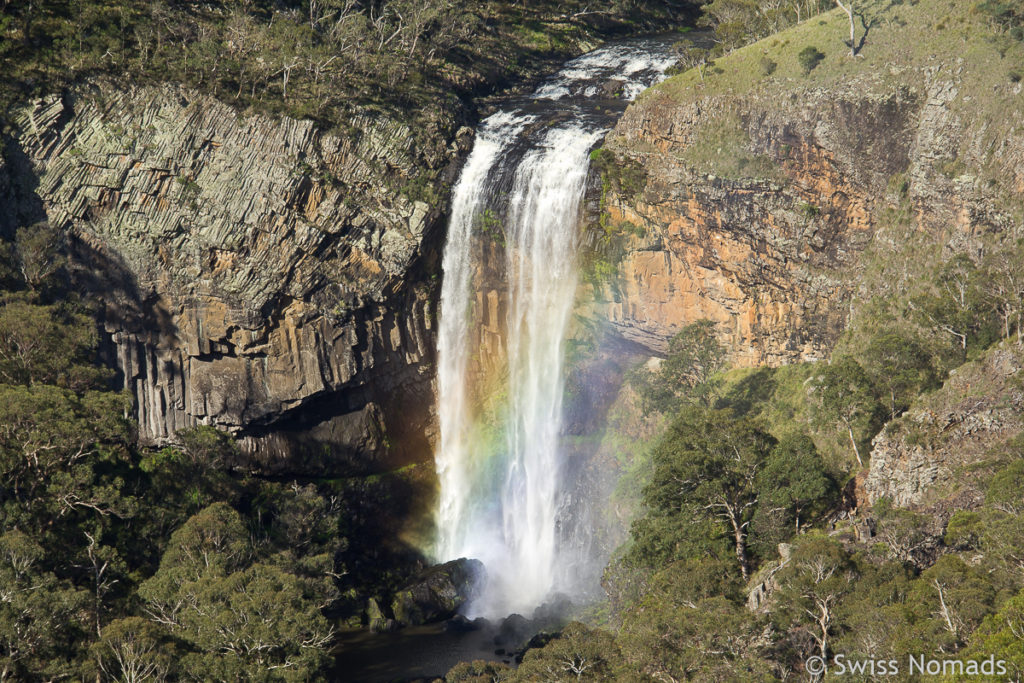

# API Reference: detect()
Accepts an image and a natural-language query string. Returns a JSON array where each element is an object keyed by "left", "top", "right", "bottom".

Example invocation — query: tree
[
  {"left": 899, "top": 555, "right": 997, "bottom": 652},
  {"left": 859, "top": 331, "right": 938, "bottom": 420},
  {"left": 138, "top": 504, "right": 336, "bottom": 680},
  {"left": 445, "top": 659, "right": 513, "bottom": 682},
  {"left": 834, "top": 0, "right": 856, "bottom": 56},
  {"left": 176, "top": 424, "right": 238, "bottom": 470},
  {"left": 872, "top": 500, "right": 932, "bottom": 566},
  {"left": 986, "top": 459, "right": 1024, "bottom": 515},
  {"left": 911, "top": 254, "right": 997, "bottom": 359},
  {"left": 775, "top": 535, "right": 856, "bottom": 671},
  {"left": 619, "top": 596, "right": 774, "bottom": 682},
  {"left": 797, "top": 45, "right": 825, "bottom": 74},
  {"left": 0, "top": 530, "right": 88, "bottom": 681},
  {"left": 699, "top": 0, "right": 766, "bottom": 51},
  {"left": 0, "top": 295, "right": 113, "bottom": 390},
  {"left": 810, "top": 358, "right": 883, "bottom": 468},
  {"left": 945, "top": 506, "right": 1024, "bottom": 597},
  {"left": 959, "top": 588, "right": 1024, "bottom": 680},
  {"left": 757, "top": 434, "right": 836, "bottom": 534},
  {"left": 14, "top": 222, "right": 64, "bottom": 292},
  {"left": 832, "top": 561, "right": 915, "bottom": 663},
  {"left": 643, "top": 407, "right": 775, "bottom": 579},
  {"left": 515, "top": 622, "right": 623, "bottom": 682},
  {"left": 0, "top": 384, "right": 133, "bottom": 511},
  {"left": 91, "top": 617, "right": 173, "bottom": 683},
  {"left": 630, "top": 320, "right": 725, "bottom": 414},
  {"left": 982, "top": 240, "right": 1024, "bottom": 343},
  {"left": 671, "top": 38, "right": 713, "bottom": 82}
]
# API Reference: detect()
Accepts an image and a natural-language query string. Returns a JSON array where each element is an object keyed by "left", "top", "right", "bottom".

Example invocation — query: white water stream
[{"left": 434, "top": 38, "right": 675, "bottom": 618}]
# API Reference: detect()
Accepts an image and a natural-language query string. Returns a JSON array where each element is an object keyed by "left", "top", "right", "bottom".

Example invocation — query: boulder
[
  {"left": 390, "top": 558, "right": 484, "bottom": 626},
  {"left": 366, "top": 597, "right": 399, "bottom": 633},
  {"left": 495, "top": 613, "right": 532, "bottom": 648}
]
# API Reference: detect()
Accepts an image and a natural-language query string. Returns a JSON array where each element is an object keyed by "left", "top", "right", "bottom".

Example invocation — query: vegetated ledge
[{"left": 588, "top": 0, "right": 1024, "bottom": 368}]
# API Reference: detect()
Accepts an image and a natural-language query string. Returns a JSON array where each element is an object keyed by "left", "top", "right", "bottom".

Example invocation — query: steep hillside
[
  {"left": 591, "top": 0, "right": 1024, "bottom": 366},
  {"left": 502, "top": 3, "right": 1024, "bottom": 680}
]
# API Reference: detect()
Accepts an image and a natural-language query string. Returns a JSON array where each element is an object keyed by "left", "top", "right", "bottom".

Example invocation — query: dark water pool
[{"left": 331, "top": 622, "right": 510, "bottom": 683}]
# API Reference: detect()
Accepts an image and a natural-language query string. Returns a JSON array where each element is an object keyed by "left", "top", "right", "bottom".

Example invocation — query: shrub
[{"left": 798, "top": 46, "right": 826, "bottom": 74}]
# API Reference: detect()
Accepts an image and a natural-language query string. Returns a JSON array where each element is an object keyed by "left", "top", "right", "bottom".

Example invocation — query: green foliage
[
  {"left": 797, "top": 45, "right": 825, "bottom": 74},
  {"left": 755, "top": 434, "right": 837, "bottom": 541},
  {"left": 13, "top": 222, "right": 65, "bottom": 293},
  {"left": 799, "top": 201, "right": 820, "bottom": 218},
  {"left": 90, "top": 617, "right": 175, "bottom": 683},
  {"left": 638, "top": 406, "right": 777, "bottom": 578},
  {"left": 446, "top": 659, "right": 514, "bottom": 682},
  {"left": 0, "top": 294, "right": 114, "bottom": 390},
  {"left": 985, "top": 458, "right": 1024, "bottom": 514},
  {"left": 0, "top": 383, "right": 134, "bottom": 517},
  {"left": 0, "top": 530, "right": 89, "bottom": 681},
  {"left": 946, "top": 507, "right": 1024, "bottom": 598},
  {"left": 618, "top": 596, "right": 774, "bottom": 682},
  {"left": 978, "top": 0, "right": 1024, "bottom": 41},
  {"left": 900, "top": 555, "right": 997, "bottom": 652},
  {"left": 698, "top": 0, "right": 831, "bottom": 52},
  {"left": 514, "top": 622, "right": 623, "bottom": 682},
  {"left": 0, "top": 0, "right": 690, "bottom": 134},
  {"left": 809, "top": 357, "right": 885, "bottom": 468},
  {"left": 590, "top": 147, "right": 648, "bottom": 201},
  {"left": 138, "top": 503, "right": 336, "bottom": 680},
  {"left": 773, "top": 534, "right": 857, "bottom": 659},
  {"left": 858, "top": 330, "right": 940, "bottom": 419},
  {"left": 177, "top": 425, "right": 239, "bottom": 470},
  {"left": 911, "top": 253, "right": 1000, "bottom": 360},
  {"left": 628, "top": 319, "right": 725, "bottom": 414},
  {"left": 669, "top": 37, "right": 716, "bottom": 82},
  {"left": 475, "top": 208, "right": 506, "bottom": 247},
  {"left": 960, "top": 587, "right": 1024, "bottom": 680}
]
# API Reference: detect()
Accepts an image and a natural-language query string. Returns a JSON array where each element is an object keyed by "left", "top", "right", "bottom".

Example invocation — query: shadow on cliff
[
  {"left": 1, "top": 135, "right": 48, "bottom": 237},
  {"left": 2, "top": 133, "right": 181, "bottom": 393}
]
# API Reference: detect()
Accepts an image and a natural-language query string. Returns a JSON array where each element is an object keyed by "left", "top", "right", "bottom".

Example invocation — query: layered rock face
[
  {"left": 863, "top": 344, "right": 1024, "bottom": 509},
  {"left": 594, "top": 74, "right": 1010, "bottom": 366},
  {"left": 9, "top": 85, "right": 463, "bottom": 472}
]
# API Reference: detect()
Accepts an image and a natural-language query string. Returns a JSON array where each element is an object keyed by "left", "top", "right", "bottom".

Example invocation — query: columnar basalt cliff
[
  {"left": 8, "top": 85, "right": 465, "bottom": 472},
  {"left": 592, "top": 70, "right": 1018, "bottom": 367}
]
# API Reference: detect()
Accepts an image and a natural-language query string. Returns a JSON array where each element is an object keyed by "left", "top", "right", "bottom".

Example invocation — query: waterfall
[{"left": 434, "top": 38, "right": 675, "bottom": 618}]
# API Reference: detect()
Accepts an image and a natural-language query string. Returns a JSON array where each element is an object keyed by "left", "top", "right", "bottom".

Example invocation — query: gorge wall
[
  {"left": 580, "top": 20, "right": 1024, "bottom": 518},
  {"left": 592, "top": 69, "right": 1020, "bottom": 367},
  {"left": 5, "top": 85, "right": 465, "bottom": 473}
]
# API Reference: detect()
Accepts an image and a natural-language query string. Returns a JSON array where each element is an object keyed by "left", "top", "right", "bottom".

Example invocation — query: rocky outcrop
[
  {"left": 863, "top": 344, "right": 1024, "bottom": 509},
  {"left": 8, "top": 85, "right": 466, "bottom": 472},
  {"left": 595, "top": 70, "right": 1015, "bottom": 366},
  {"left": 390, "top": 558, "right": 485, "bottom": 625}
]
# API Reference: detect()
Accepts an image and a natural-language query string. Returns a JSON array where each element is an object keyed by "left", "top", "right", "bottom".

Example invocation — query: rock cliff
[
  {"left": 594, "top": 60, "right": 1020, "bottom": 367},
  {"left": 7, "top": 85, "right": 464, "bottom": 472},
  {"left": 863, "top": 344, "right": 1024, "bottom": 510}
]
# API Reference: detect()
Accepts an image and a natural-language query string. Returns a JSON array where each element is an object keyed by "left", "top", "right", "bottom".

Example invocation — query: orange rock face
[{"left": 592, "top": 85, "right": 920, "bottom": 366}]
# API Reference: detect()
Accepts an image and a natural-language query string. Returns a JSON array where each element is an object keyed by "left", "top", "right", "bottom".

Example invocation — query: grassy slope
[{"left": 634, "top": 0, "right": 1024, "bottom": 196}]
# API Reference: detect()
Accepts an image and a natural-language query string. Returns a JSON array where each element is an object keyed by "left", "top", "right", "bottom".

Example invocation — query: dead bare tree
[{"left": 835, "top": 0, "right": 856, "bottom": 56}]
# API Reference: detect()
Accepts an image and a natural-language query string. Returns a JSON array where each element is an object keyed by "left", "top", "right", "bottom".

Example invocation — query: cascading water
[{"left": 434, "top": 38, "right": 676, "bottom": 618}]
